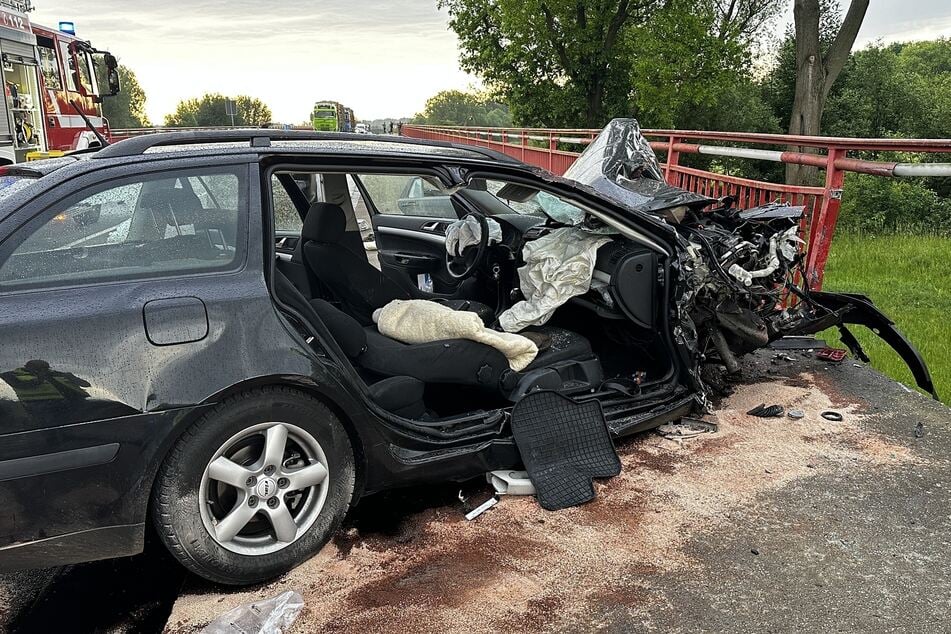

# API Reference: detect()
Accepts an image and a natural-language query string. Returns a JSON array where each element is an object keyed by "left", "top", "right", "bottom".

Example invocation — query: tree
[
  {"left": 627, "top": 0, "right": 753, "bottom": 128},
  {"left": 786, "top": 0, "right": 869, "bottom": 184},
  {"left": 414, "top": 90, "right": 513, "bottom": 126},
  {"left": 95, "top": 64, "right": 150, "bottom": 128},
  {"left": 440, "top": 0, "right": 662, "bottom": 127},
  {"left": 442, "top": 1, "right": 785, "bottom": 128},
  {"left": 164, "top": 93, "right": 273, "bottom": 127},
  {"left": 711, "top": 0, "right": 786, "bottom": 42}
]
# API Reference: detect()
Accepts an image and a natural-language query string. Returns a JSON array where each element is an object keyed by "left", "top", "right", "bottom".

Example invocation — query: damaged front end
[{"left": 565, "top": 119, "right": 938, "bottom": 401}]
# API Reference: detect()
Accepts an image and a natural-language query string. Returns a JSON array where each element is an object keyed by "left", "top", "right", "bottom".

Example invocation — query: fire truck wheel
[{"left": 150, "top": 387, "right": 356, "bottom": 585}]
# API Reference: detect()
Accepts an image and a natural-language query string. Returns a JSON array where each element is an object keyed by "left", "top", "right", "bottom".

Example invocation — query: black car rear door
[{"left": 0, "top": 159, "right": 259, "bottom": 435}]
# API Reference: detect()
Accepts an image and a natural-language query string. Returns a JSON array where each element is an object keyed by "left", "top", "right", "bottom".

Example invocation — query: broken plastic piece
[
  {"left": 747, "top": 404, "right": 784, "bottom": 418},
  {"left": 487, "top": 470, "right": 537, "bottom": 496},
  {"left": 658, "top": 418, "right": 718, "bottom": 440},
  {"left": 817, "top": 348, "right": 848, "bottom": 362},
  {"left": 201, "top": 590, "right": 304, "bottom": 634},
  {"left": 820, "top": 410, "right": 844, "bottom": 422},
  {"left": 465, "top": 495, "right": 499, "bottom": 521}
]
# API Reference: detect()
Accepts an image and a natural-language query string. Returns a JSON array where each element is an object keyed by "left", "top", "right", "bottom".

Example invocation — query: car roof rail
[{"left": 92, "top": 129, "right": 520, "bottom": 164}]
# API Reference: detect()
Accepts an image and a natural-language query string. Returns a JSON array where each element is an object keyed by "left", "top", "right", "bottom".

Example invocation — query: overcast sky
[{"left": 28, "top": 1, "right": 951, "bottom": 125}]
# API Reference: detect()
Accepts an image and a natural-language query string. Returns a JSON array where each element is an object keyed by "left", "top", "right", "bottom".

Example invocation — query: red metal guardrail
[{"left": 402, "top": 124, "right": 951, "bottom": 288}]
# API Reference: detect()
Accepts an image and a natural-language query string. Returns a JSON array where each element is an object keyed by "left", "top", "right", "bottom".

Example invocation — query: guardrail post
[
  {"left": 665, "top": 134, "right": 680, "bottom": 186},
  {"left": 521, "top": 130, "right": 527, "bottom": 162},
  {"left": 549, "top": 132, "right": 556, "bottom": 172},
  {"left": 805, "top": 147, "right": 846, "bottom": 289}
]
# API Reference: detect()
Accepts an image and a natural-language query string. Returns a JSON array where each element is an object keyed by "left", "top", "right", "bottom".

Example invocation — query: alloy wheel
[{"left": 198, "top": 422, "right": 330, "bottom": 555}]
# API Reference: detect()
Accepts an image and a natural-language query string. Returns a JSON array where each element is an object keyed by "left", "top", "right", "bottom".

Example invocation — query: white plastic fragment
[
  {"left": 465, "top": 496, "right": 499, "bottom": 521},
  {"left": 487, "top": 470, "right": 537, "bottom": 496},
  {"left": 201, "top": 590, "right": 304, "bottom": 634}
]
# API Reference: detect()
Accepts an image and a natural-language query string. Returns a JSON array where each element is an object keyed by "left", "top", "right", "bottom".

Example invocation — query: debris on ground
[
  {"left": 747, "top": 404, "right": 785, "bottom": 418},
  {"left": 201, "top": 591, "right": 304, "bottom": 634},
  {"left": 657, "top": 418, "right": 718, "bottom": 441},
  {"left": 510, "top": 391, "right": 620, "bottom": 511},
  {"left": 915, "top": 422, "right": 925, "bottom": 438},
  {"left": 464, "top": 496, "right": 499, "bottom": 521},
  {"left": 821, "top": 410, "right": 845, "bottom": 422},
  {"left": 487, "top": 471, "right": 536, "bottom": 496},
  {"left": 816, "top": 348, "right": 848, "bottom": 363},
  {"left": 787, "top": 409, "right": 805, "bottom": 419}
]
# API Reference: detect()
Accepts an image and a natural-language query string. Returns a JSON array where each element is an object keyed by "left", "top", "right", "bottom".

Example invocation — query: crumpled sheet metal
[
  {"left": 445, "top": 215, "right": 503, "bottom": 256},
  {"left": 564, "top": 118, "right": 710, "bottom": 213},
  {"left": 499, "top": 226, "right": 612, "bottom": 333}
]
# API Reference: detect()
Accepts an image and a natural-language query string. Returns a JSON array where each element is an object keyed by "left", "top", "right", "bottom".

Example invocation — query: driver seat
[{"left": 301, "top": 202, "right": 493, "bottom": 325}]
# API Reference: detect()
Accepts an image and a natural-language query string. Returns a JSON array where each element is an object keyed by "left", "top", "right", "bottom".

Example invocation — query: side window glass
[
  {"left": 0, "top": 168, "right": 246, "bottom": 290},
  {"left": 358, "top": 174, "right": 457, "bottom": 219},
  {"left": 270, "top": 174, "right": 304, "bottom": 234},
  {"left": 60, "top": 42, "right": 77, "bottom": 92},
  {"left": 38, "top": 46, "right": 61, "bottom": 89}
]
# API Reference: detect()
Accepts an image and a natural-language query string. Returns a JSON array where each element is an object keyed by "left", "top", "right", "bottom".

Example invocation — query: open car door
[{"left": 354, "top": 174, "right": 462, "bottom": 293}]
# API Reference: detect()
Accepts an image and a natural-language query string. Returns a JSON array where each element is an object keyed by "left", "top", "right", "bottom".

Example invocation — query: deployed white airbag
[
  {"left": 445, "top": 215, "right": 502, "bottom": 257},
  {"left": 499, "top": 227, "right": 612, "bottom": 333},
  {"left": 373, "top": 299, "right": 538, "bottom": 371}
]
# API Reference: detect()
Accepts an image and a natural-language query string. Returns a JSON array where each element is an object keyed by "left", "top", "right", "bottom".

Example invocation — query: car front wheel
[{"left": 151, "top": 387, "right": 355, "bottom": 585}]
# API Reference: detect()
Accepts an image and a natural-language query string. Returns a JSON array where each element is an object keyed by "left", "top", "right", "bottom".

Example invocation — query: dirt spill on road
[{"left": 165, "top": 373, "right": 919, "bottom": 633}]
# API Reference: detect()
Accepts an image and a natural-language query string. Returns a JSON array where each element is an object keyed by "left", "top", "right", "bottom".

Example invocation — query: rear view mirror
[{"left": 104, "top": 54, "right": 120, "bottom": 96}]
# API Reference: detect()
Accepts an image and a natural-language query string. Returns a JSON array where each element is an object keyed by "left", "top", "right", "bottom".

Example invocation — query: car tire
[{"left": 151, "top": 387, "right": 355, "bottom": 585}]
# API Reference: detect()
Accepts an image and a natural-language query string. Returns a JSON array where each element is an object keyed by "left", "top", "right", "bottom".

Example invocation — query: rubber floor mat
[{"left": 510, "top": 391, "right": 621, "bottom": 511}]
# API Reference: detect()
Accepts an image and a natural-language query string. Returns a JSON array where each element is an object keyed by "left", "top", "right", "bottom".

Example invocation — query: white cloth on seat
[
  {"left": 373, "top": 299, "right": 538, "bottom": 371},
  {"left": 499, "top": 227, "right": 612, "bottom": 333}
]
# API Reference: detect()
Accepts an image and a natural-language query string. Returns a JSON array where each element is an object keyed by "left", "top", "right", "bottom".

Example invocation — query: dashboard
[{"left": 489, "top": 214, "right": 659, "bottom": 330}]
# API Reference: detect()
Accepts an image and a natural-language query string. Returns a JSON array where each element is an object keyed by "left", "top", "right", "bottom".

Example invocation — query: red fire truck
[{"left": 0, "top": 1, "right": 118, "bottom": 164}]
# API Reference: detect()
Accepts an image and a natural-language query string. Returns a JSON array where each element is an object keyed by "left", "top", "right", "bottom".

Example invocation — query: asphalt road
[{"left": 1, "top": 351, "right": 948, "bottom": 633}]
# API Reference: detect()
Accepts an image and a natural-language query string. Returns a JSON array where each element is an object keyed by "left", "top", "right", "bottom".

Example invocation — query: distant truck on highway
[{"left": 311, "top": 101, "right": 356, "bottom": 133}]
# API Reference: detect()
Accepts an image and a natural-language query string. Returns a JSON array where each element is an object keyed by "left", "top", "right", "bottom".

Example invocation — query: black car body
[{"left": 0, "top": 126, "right": 934, "bottom": 584}]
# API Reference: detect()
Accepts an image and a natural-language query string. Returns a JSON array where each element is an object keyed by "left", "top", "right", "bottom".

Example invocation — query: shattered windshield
[
  {"left": 477, "top": 179, "right": 587, "bottom": 225},
  {"left": 563, "top": 118, "right": 712, "bottom": 215}
]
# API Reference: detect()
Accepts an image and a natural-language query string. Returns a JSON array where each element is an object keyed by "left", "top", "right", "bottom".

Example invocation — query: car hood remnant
[
  {"left": 564, "top": 118, "right": 713, "bottom": 216},
  {"left": 567, "top": 120, "right": 938, "bottom": 401}
]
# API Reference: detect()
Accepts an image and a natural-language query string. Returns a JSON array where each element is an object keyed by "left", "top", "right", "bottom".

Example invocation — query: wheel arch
[{"left": 140, "top": 374, "right": 369, "bottom": 530}]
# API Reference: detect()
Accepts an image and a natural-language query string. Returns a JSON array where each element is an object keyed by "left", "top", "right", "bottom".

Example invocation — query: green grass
[{"left": 820, "top": 234, "right": 951, "bottom": 404}]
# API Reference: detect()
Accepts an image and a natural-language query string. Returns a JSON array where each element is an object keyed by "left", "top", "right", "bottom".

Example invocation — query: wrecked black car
[{"left": 0, "top": 124, "right": 934, "bottom": 585}]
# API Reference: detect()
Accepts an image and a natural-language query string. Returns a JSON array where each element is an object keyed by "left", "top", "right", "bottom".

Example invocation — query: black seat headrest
[
  {"left": 140, "top": 188, "right": 203, "bottom": 226},
  {"left": 302, "top": 202, "right": 347, "bottom": 243}
]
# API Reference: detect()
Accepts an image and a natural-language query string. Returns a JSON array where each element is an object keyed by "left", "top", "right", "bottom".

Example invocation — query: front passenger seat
[{"left": 301, "top": 202, "right": 493, "bottom": 325}]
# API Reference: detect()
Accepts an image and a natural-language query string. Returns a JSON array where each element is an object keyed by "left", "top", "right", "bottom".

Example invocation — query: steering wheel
[{"left": 446, "top": 213, "right": 490, "bottom": 279}]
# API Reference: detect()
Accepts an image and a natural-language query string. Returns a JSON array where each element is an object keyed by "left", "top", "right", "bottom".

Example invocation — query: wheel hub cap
[{"left": 255, "top": 477, "right": 278, "bottom": 499}]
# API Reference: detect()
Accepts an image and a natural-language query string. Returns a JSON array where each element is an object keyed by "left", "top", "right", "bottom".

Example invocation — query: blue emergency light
[{"left": 58, "top": 21, "right": 76, "bottom": 35}]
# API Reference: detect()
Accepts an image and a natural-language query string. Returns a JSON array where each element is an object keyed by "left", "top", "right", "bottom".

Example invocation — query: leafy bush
[{"left": 838, "top": 173, "right": 951, "bottom": 236}]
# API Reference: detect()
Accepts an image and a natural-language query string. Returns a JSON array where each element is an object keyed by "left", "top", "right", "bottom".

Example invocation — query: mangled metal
[{"left": 565, "top": 119, "right": 939, "bottom": 400}]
